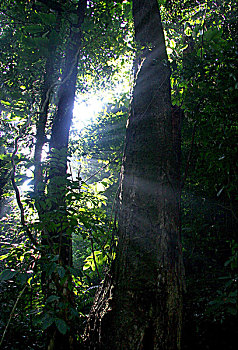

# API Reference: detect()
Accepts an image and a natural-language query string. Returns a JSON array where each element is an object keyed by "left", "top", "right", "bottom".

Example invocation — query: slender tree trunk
[
  {"left": 34, "top": 47, "right": 57, "bottom": 311},
  {"left": 85, "top": 1, "right": 183, "bottom": 349},
  {"left": 36, "top": 2, "right": 87, "bottom": 349},
  {"left": 34, "top": 59, "right": 52, "bottom": 196},
  {"left": 0, "top": 159, "right": 9, "bottom": 218},
  {"left": 34, "top": 11, "right": 62, "bottom": 198}
]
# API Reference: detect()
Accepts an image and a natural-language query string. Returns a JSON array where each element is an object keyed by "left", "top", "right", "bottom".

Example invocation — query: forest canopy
[{"left": 0, "top": 0, "right": 237, "bottom": 349}]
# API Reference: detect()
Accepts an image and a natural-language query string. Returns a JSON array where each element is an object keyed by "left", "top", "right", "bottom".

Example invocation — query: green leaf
[
  {"left": 69, "top": 13, "right": 79, "bottom": 25},
  {"left": 39, "top": 13, "right": 56, "bottom": 25},
  {"left": 184, "top": 27, "right": 192, "bottom": 36},
  {"left": 170, "top": 39, "right": 176, "bottom": 49},
  {"left": 46, "top": 262, "right": 57, "bottom": 276},
  {"left": 42, "top": 314, "right": 55, "bottom": 330},
  {"left": 0, "top": 254, "right": 9, "bottom": 261},
  {"left": 51, "top": 255, "right": 59, "bottom": 262},
  {"left": 57, "top": 266, "right": 65, "bottom": 279},
  {"left": 0, "top": 269, "right": 18, "bottom": 281},
  {"left": 24, "top": 24, "right": 43, "bottom": 34},
  {"left": 227, "top": 307, "right": 237, "bottom": 316},
  {"left": 204, "top": 28, "right": 221, "bottom": 42},
  {"left": 55, "top": 318, "right": 68, "bottom": 335},
  {"left": 217, "top": 187, "right": 224, "bottom": 197},
  {"left": 83, "top": 262, "right": 91, "bottom": 271},
  {"left": 17, "top": 272, "right": 29, "bottom": 284},
  {"left": 71, "top": 27, "right": 80, "bottom": 33},
  {"left": 46, "top": 295, "right": 60, "bottom": 303}
]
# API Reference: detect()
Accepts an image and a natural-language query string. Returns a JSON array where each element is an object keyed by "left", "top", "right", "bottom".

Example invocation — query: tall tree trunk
[
  {"left": 34, "top": 37, "right": 58, "bottom": 197},
  {"left": 38, "top": 2, "right": 87, "bottom": 349},
  {"left": 85, "top": 1, "right": 183, "bottom": 349}
]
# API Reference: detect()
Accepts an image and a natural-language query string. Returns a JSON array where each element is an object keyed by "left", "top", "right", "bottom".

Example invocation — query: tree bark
[
  {"left": 34, "top": 42, "right": 57, "bottom": 197},
  {"left": 36, "top": 2, "right": 87, "bottom": 349},
  {"left": 84, "top": 1, "right": 183, "bottom": 349}
]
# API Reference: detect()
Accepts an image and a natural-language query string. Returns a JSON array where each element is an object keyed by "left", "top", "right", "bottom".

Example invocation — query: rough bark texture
[{"left": 84, "top": 1, "right": 183, "bottom": 349}]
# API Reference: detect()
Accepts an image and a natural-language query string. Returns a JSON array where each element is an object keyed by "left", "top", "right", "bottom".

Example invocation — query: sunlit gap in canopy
[
  {"left": 20, "top": 85, "right": 128, "bottom": 193},
  {"left": 72, "top": 53, "right": 133, "bottom": 131},
  {"left": 20, "top": 57, "right": 132, "bottom": 192},
  {"left": 72, "top": 81, "right": 130, "bottom": 132},
  {"left": 72, "top": 94, "right": 105, "bottom": 132},
  {"left": 70, "top": 77, "right": 131, "bottom": 184}
]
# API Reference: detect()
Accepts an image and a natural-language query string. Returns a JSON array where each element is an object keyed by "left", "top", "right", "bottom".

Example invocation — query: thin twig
[
  {"left": 10, "top": 115, "right": 38, "bottom": 247},
  {"left": 216, "top": 202, "right": 238, "bottom": 223},
  {"left": 85, "top": 156, "right": 118, "bottom": 183},
  {"left": 0, "top": 282, "right": 28, "bottom": 348}
]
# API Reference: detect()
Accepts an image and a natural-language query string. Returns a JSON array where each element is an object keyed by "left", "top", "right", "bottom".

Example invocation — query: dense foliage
[{"left": 0, "top": 0, "right": 237, "bottom": 349}]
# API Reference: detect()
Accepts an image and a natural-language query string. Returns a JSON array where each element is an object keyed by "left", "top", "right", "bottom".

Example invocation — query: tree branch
[
  {"left": 10, "top": 116, "right": 38, "bottom": 247},
  {"left": 85, "top": 156, "right": 119, "bottom": 183}
]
